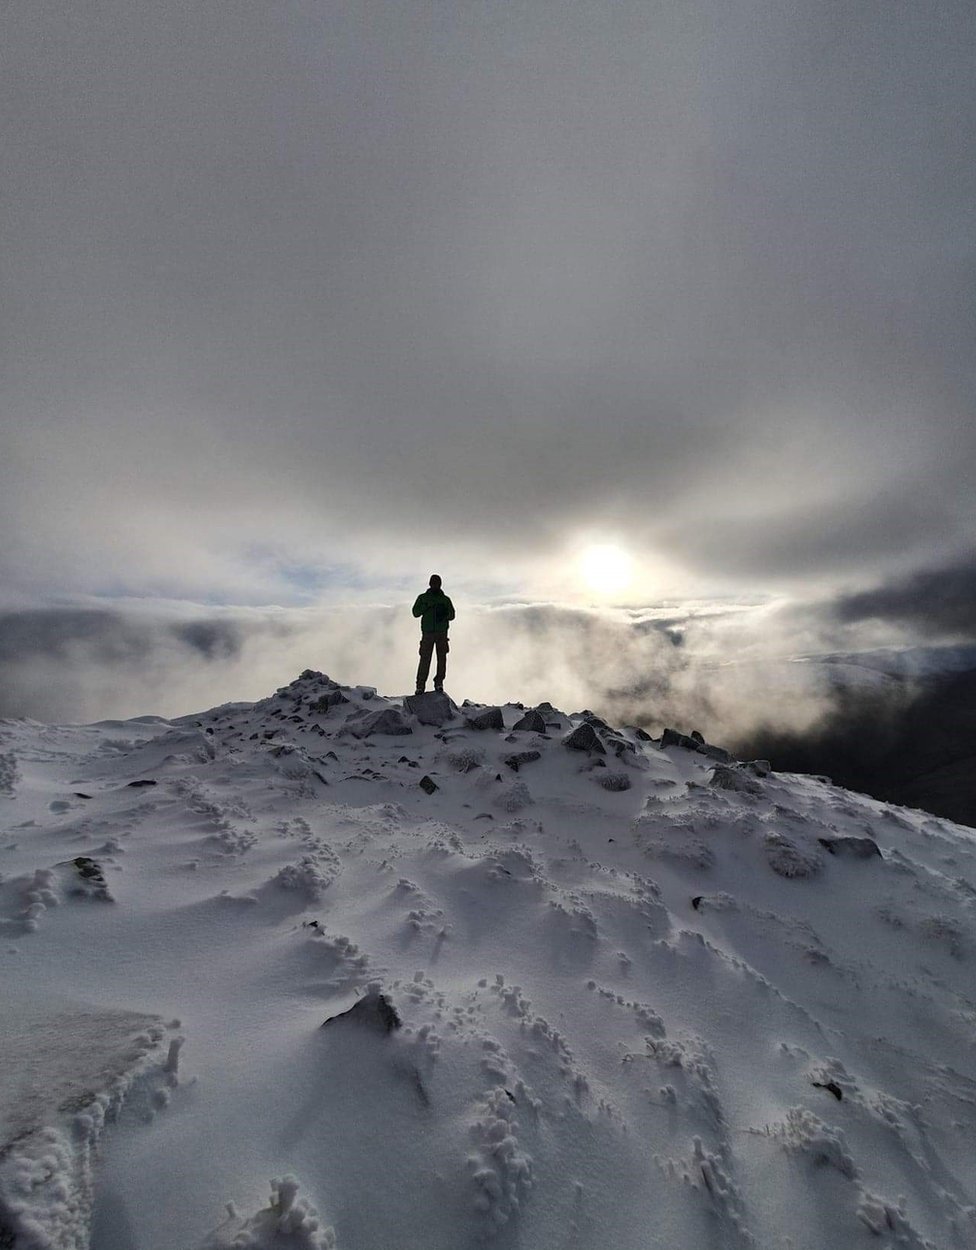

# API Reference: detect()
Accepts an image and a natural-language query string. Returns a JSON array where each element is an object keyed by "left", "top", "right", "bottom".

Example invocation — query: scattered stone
[
  {"left": 403, "top": 691, "right": 459, "bottom": 726},
  {"left": 598, "top": 772, "right": 632, "bottom": 791},
  {"left": 466, "top": 707, "right": 504, "bottom": 731},
  {"left": 419, "top": 775, "right": 439, "bottom": 795},
  {"left": 54, "top": 857, "right": 113, "bottom": 901},
  {"left": 817, "top": 836, "right": 882, "bottom": 859},
  {"left": 691, "top": 896, "right": 703, "bottom": 910},
  {"left": 322, "top": 988, "right": 401, "bottom": 1034},
  {"left": 127, "top": 779, "right": 157, "bottom": 788},
  {"left": 562, "top": 723, "right": 606, "bottom": 754},
  {"left": 504, "top": 750, "right": 542, "bottom": 772},
  {"left": 73, "top": 793, "right": 92, "bottom": 800},
  {"left": 511, "top": 709, "right": 547, "bottom": 733},
  {"left": 812, "top": 1080, "right": 844, "bottom": 1101}
]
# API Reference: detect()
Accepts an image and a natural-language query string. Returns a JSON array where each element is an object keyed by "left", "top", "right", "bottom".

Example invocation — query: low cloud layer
[{"left": 5, "top": 572, "right": 967, "bottom": 736}]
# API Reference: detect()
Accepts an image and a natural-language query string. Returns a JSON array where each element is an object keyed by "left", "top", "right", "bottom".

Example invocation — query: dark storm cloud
[
  {"left": 1, "top": 0, "right": 975, "bottom": 604},
  {"left": 833, "top": 556, "right": 976, "bottom": 639}
]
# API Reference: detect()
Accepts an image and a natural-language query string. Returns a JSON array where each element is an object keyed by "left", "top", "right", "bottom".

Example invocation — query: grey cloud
[
  {"left": 833, "top": 556, "right": 976, "bottom": 639},
  {"left": 2, "top": 0, "right": 975, "bottom": 603},
  {"left": 0, "top": 594, "right": 884, "bottom": 736}
]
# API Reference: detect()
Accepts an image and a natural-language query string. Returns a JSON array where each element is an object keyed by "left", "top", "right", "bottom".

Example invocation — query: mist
[{"left": 0, "top": 594, "right": 908, "bottom": 734}]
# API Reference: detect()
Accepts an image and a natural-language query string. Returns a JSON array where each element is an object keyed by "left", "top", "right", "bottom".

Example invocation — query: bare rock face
[
  {"left": 511, "top": 709, "right": 547, "bottom": 733},
  {"left": 322, "top": 988, "right": 401, "bottom": 1034},
  {"left": 466, "top": 707, "right": 505, "bottom": 731},
  {"left": 818, "top": 836, "right": 882, "bottom": 859},
  {"left": 562, "top": 723, "right": 606, "bottom": 754},
  {"left": 403, "top": 691, "right": 458, "bottom": 726}
]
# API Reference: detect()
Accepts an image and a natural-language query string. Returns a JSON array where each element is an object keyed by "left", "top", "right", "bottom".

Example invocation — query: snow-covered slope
[{"left": 1, "top": 671, "right": 974, "bottom": 1250}]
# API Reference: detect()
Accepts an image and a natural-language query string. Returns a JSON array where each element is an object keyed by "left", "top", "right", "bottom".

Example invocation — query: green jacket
[{"left": 412, "top": 589, "right": 455, "bottom": 635}]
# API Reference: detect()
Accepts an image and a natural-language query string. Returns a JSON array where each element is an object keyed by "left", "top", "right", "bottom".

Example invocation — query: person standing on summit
[{"left": 413, "top": 574, "right": 455, "bottom": 694}]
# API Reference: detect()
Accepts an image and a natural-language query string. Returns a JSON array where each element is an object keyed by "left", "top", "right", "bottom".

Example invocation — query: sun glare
[{"left": 578, "top": 543, "right": 634, "bottom": 597}]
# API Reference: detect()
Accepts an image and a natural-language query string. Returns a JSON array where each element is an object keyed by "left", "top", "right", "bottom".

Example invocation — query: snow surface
[{"left": 1, "top": 670, "right": 975, "bottom": 1250}]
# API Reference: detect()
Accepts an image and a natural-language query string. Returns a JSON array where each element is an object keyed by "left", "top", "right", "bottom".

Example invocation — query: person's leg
[
  {"left": 416, "top": 636, "right": 435, "bottom": 692},
  {"left": 433, "top": 635, "right": 449, "bottom": 689}
]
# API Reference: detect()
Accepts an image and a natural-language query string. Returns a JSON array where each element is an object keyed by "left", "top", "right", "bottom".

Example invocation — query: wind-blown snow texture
[{"left": 1, "top": 670, "right": 974, "bottom": 1249}]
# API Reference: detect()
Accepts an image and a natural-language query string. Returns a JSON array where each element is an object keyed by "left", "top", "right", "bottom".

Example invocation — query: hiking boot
[
  {"left": 415, "top": 687, "right": 425, "bottom": 696},
  {"left": 434, "top": 683, "right": 443, "bottom": 693}
]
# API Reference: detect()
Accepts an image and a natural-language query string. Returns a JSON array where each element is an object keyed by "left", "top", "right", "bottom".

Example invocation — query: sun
[{"left": 578, "top": 543, "right": 634, "bottom": 597}]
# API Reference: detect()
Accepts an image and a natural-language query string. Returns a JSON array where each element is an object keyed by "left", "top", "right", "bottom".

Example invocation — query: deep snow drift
[{"left": 1, "top": 671, "right": 974, "bottom": 1250}]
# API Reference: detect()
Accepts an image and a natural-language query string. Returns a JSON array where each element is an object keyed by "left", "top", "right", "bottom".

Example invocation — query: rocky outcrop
[
  {"left": 511, "top": 709, "right": 547, "bottom": 733},
  {"left": 661, "top": 727, "right": 733, "bottom": 764}
]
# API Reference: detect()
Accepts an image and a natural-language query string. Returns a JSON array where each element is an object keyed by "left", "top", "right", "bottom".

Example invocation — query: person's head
[{"left": 428, "top": 574, "right": 442, "bottom": 590}]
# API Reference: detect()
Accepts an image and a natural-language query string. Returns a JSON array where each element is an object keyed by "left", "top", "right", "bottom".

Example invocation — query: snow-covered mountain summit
[{"left": 1, "top": 670, "right": 975, "bottom": 1249}]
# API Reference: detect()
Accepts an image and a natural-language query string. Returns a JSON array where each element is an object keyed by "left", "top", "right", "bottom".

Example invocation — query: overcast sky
[{"left": 2, "top": 1, "right": 975, "bottom": 717}]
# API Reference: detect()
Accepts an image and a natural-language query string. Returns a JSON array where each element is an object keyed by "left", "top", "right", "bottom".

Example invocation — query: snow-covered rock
[{"left": 0, "top": 674, "right": 974, "bottom": 1250}]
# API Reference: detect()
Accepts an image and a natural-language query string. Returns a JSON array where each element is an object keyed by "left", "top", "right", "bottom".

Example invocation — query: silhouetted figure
[{"left": 412, "top": 574, "right": 455, "bottom": 694}]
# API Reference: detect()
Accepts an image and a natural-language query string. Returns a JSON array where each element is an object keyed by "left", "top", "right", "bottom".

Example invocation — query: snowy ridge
[{"left": 1, "top": 670, "right": 975, "bottom": 1249}]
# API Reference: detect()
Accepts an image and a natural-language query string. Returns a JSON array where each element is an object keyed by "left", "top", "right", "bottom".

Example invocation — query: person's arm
[
  {"left": 446, "top": 597, "right": 456, "bottom": 622},
  {"left": 412, "top": 594, "right": 426, "bottom": 618}
]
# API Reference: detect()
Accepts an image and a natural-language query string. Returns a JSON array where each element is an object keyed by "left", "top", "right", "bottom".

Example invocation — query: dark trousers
[{"left": 416, "top": 632, "right": 449, "bottom": 689}]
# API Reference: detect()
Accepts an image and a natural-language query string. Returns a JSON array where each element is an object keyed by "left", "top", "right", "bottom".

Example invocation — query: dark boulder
[
  {"left": 511, "top": 709, "right": 547, "bottom": 733},
  {"left": 349, "top": 709, "right": 413, "bottom": 738},
  {"left": 419, "top": 775, "right": 439, "bottom": 794},
  {"left": 403, "top": 691, "right": 458, "bottom": 726},
  {"left": 661, "top": 727, "right": 733, "bottom": 764},
  {"left": 563, "top": 723, "right": 606, "bottom": 754},
  {"left": 322, "top": 988, "right": 401, "bottom": 1035},
  {"left": 466, "top": 707, "right": 505, "bottom": 731},
  {"left": 310, "top": 688, "right": 349, "bottom": 714},
  {"left": 710, "top": 765, "right": 763, "bottom": 796},
  {"left": 817, "top": 836, "right": 882, "bottom": 859}
]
